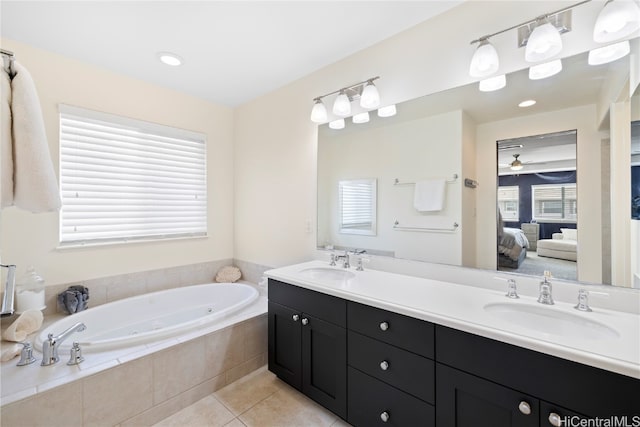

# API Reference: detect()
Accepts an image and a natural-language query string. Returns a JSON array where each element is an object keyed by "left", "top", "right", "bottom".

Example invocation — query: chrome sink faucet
[
  {"left": 537, "top": 271, "right": 554, "bottom": 305},
  {"left": 41, "top": 322, "right": 86, "bottom": 366},
  {"left": 335, "top": 251, "right": 350, "bottom": 268}
]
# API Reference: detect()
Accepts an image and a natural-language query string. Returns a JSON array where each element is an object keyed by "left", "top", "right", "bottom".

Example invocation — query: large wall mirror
[{"left": 318, "top": 40, "right": 638, "bottom": 288}]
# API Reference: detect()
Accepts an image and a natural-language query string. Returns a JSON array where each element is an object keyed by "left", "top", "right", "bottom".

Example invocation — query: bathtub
[{"left": 34, "top": 282, "right": 258, "bottom": 352}]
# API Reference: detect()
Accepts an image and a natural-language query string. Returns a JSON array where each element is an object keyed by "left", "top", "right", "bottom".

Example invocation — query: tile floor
[{"left": 153, "top": 366, "right": 351, "bottom": 427}]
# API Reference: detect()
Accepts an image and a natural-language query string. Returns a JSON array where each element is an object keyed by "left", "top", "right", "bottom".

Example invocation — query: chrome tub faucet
[
  {"left": 1, "top": 264, "right": 16, "bottom": 317},
  {"left": 41, "top": 322, "right": 86, "bottom": 366}
]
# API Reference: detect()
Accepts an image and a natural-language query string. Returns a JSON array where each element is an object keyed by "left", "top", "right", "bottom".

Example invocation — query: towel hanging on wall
[
  {"left": 1, "top": 66, "right": 13, "bottom": 208},
  {"left": 413, "top": 179, "right": 446, "bottom": 212},
  {"left": 3, "top": 60, "right": 61, "bottom": 212}
]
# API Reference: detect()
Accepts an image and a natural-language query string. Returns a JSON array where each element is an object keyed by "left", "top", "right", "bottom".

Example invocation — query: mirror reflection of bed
[{"left": 496, "top": 131, "right": 578, "bottom": 281}]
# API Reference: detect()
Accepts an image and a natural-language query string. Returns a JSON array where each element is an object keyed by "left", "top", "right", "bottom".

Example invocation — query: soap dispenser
[{"left": 15, "top": 266, "right": 46, "bottom": 313}]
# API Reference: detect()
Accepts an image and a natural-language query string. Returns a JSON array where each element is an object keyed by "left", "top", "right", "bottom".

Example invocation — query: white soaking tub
[{"left": 34, "top": 282, "right": 258, "bottom": 352}]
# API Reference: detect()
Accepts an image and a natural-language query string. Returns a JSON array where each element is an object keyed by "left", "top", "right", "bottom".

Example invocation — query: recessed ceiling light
[
  {"left": 158, "top": 52, "right": 183, "bottom": 66},
  {"left": 518, "top": 100, "right": 537, "bottom": 108}
]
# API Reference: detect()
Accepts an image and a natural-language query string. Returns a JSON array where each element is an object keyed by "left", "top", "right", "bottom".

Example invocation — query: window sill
[{"left": 56, "top": 234, "right": 208, "bottom": 251}]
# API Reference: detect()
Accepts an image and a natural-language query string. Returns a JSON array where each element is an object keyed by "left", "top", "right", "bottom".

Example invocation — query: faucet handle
[
  {"left": 67, "top": 342, "right": 85, "bottom": 365},
  {"left": 355, "top": 257, "right": 370, "bottom": 271},
  {"left": 574, "top": 288, "right": 609, "bottom": 312},
  {"left": 17, "top": 342, "right": 37, "bottom": 366},
  {"left": 329, "top": 252, "right": 337, "bottom": 266},
  {"left": 506, "top": 279, "right": 519, "bottom": 299}
]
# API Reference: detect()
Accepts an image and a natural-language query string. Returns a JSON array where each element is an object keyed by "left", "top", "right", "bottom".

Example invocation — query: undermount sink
[
  {"left": 299, "top": 267, "right": 355, "bottom": 281},
  {"left": 483, "top": 302, "right": 620, "bottom": 340}
]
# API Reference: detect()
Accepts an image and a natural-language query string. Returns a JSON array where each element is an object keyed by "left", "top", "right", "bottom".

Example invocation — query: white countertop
[{"left": 265, "top": 261, "right": 640, "bottom": 380}]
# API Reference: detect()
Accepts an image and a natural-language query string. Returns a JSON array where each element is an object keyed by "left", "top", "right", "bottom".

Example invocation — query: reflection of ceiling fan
[{"left": 510, "top": 154, "right": 524, "bottom": 171}]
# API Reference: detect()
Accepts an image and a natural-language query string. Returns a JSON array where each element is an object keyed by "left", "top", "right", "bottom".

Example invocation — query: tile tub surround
[{"left": 0, "top": 297, "right": 267, "bottom": 427}]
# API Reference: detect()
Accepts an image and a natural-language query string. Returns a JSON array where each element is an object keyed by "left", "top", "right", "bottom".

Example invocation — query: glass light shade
[
  {"left": 593, "top": 0, "right": 640, "bottom": 43},
  {"left": 479, "top": 74, "right": 506, "bottom": 92},
  {"left": 469, "top": 40, "right": 500, "bottom": 78},
  {"left": 352, "top": 112, "right": 370, "bottom": 124},
  {"left": 525, "top": 22, "right": 563, "bottom": 62},
  {"left": 333, "top": 92, "right": 351, "bottom": 116},
  {"left": 360, "top": 82, "right": 381, "bottom": 109},
  {"left": 329, "top": 119, "right": 345, "bottom": 130},
  {"left": 588, "top": 40, "right": 631, "bottom": 65},
  {"left": 377, "top": 104, "right": 397, "bottom": 117},
  {"left": 528, "top": 59, "right": 563, "bottom": 80},
  {"left": 310, "top": 99, "right": 328, "bottom": 123},
  {"left": 510, "top": 161, "right": 524, "bottom": 171}
]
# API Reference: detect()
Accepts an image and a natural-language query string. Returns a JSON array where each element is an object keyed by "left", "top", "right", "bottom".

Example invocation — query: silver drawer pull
[
  {"left": 380, "top": 360, "right": 389, "bottom": 371},
  {"left": 380, "top": 411, "right": 390, "bottom": 422},
  {"left": 548, "top": 413, "right": 562, "bottom": 427},
  {"left": 292, "top": 314, "right": 299, "bottom": 322},
  {"left": 301, "top": 318, "right": 309, "bottom": 326},
  {"left": 379, "top": 321, "right": 389, "bottom": 331},
  {"left": 518, "top": 401, "right": 531, "bottom": 415}
]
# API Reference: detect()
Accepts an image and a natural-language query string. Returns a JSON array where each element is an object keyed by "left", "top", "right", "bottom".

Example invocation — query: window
[
  {"left": 497, "top": 186, "right": 519, "bottom": 221},
  {"left": 59, "top": 105, "right": 207, "bottom": 246},
  {"left": 532, "top": 183, "right": 577, "bottom": 222},
  {"left": 338, "top": 179, "right": 377, "bottom": 235}
]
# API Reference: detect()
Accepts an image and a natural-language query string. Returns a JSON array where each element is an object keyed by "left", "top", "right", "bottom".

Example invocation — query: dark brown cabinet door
[
  {"left": 436, "top": 364, "right": 538, "bottom": 427},
  {"left": 268, "top": 301, "right": 302, "bottom": 390}
]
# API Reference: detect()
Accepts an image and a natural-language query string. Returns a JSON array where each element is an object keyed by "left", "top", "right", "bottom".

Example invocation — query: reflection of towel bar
[
  {"left": 393, "top": 220, "right": 459, "bottom": 232},
  {"left": 394, "top": 174, "right": 458, "bottom": 185}
]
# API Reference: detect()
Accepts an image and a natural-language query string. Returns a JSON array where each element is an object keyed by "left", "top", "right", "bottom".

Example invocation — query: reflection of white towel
[
  {"left": 413, "top": 179, "right": 446, "bottom": 212},
  {"left": 1, "top": 66, "right": 13, "bottom": 208},
  {"left": 9, "top": 61, "right": 61, "bottom": 212}
]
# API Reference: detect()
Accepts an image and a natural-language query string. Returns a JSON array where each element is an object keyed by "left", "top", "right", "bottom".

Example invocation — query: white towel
[
  {"left": 9, "top": 61, "right": 61, "bottom": 212},
  {"left": 1, "top": 66, "right": 13, "bottom": 208},
  {"left": 413, "top": 179, "right": 446, "bottom": 212}
]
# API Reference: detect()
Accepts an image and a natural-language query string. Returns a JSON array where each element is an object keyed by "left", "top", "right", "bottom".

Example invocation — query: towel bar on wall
[
  {"left": 393, "top": 174, "right": 458, "bottom": 185},
  {"left": 393, "top": 220, "right": 459, "bottom": 232}
]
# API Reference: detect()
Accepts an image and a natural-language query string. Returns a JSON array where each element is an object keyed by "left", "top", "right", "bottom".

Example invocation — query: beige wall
[
  {"left": 0, "top": 39, "right": 235, "bottom": 285},
  {"left": 233, "top": 0, "right": 609, "bottom": 269}
]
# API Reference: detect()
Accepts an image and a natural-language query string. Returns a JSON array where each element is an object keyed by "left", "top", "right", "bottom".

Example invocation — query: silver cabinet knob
[
  {"left": 301, "top": 318, "right": 309, "bottom": 326},
  {"left": 380, "top": 411, "right": 390, "bottom": 422},
  {"left": 292, "top": 314, "right": 299, "bottom": 322},
  {"left": 379, "top": 321, "right": 389, "bottom": 331},
  {"left": 548, "top": 413, "right": 562, "bottom": 427},
  {"left": 518, "top": 401, "right": 531, "bottom": 415},
  {"left": 380, "top": 360, "right": 389, "bottom": 371}
]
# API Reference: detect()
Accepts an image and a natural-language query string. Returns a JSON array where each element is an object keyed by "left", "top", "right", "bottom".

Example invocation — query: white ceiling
[{"left": 0, "top": 1, "right": 463, "bottom": 107}]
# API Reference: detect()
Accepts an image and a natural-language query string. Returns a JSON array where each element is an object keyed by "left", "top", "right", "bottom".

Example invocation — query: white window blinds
[
  {"left": 338, "top": 179, "right": 377, "bottom": 235},
  {"left": 497, "top": 186, "right": 519, "bottom": 221},
  {"left": 532, "top": 183, "right": 577, "bottom": 221},
  {"left": 59, "top": 105, "right": 207, "bottom": 246}
]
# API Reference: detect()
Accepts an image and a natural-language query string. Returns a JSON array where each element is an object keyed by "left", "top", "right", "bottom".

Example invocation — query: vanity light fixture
[
  {"left": 377, "top": 104, "right": 397, "bottom": 118},
  {"left": 157, "top": 52, "right": 183, "bottom": 66},
  {"left": 529, "top": 59, "right": 563, "bottom": 80},
  {"left": 588, "top": 40, "right": 631, "bottom": 65},
  {"left": 329, "top": 119, "right": 345, "bottom": 130},
  {"left": 479, "top": 74, "right": 506, "bottom": 92},
  {"left": 518, "top": 99, "right": 537, "bottom": 108},
  {"left": 310, "top": 76, "right": 381, "bottom": 124},
  {"left": 593, "top": 0, "right": 640, "bottom": 43},
  {"left": 352, "top": 112, "right": 370, "bottom": 124}
]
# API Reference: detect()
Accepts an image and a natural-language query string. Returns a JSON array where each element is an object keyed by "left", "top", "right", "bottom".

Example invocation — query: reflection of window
[
  {"left": 339, "top": 179, "right": 377, "bottom": 235},
  {"left": 532, "top": 184, "right": 577, "bottom": 221},
  {"left": 498, "top": 186, "right": 519, "bottom": 221},
  {"left": 59, "top": 105, "right": 207, "bottom": 246}
]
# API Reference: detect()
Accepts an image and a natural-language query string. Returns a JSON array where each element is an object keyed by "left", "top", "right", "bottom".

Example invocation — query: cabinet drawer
[
  {"left": 348, "top": 331, "right": 434, "bottom": 403},
  {"left": 348, "top": 367, "right": 434, "bottom": 427},
  {"left": 348, "top": 301, "right": 434, "bottom": 358},
  {"left": 268, "top": 279, "right": 346, "bottom": 327}
]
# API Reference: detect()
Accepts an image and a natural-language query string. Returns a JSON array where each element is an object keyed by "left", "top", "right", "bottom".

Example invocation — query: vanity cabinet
[
  {"left": 268, "top": 279, "right": 639, "bottom": 426},
  {"left": 267, "top": 279, "right": 347, "bottom": 418}
]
